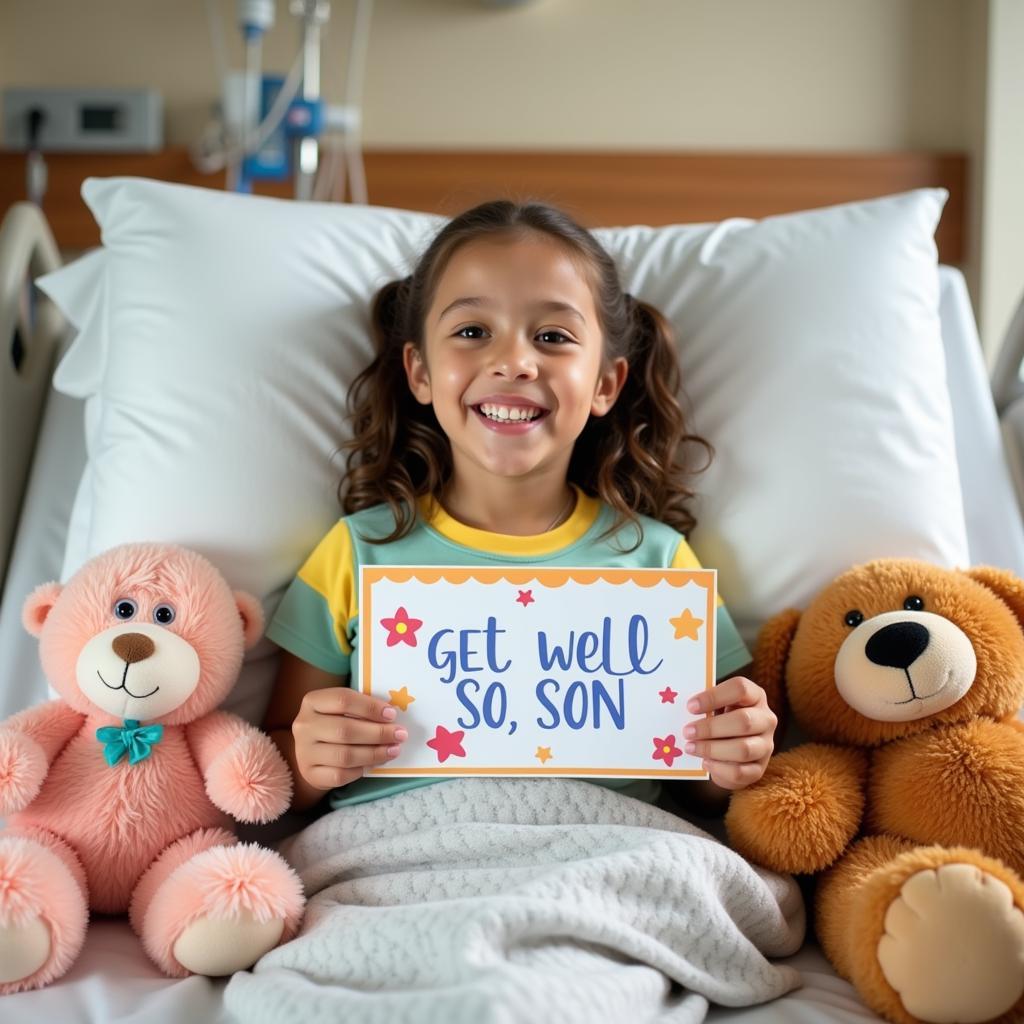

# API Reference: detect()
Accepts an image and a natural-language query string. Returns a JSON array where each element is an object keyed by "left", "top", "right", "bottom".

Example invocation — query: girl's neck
[{"left": 441, "top": 473, "right": 576, "bottom": 536}]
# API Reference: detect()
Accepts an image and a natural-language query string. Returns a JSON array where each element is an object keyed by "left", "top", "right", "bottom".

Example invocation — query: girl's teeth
[{"left": 479, "top": 404, "right": 541, "bottom": 422}]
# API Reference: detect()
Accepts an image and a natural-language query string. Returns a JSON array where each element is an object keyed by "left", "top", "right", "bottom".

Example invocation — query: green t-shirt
[{"left": 268, "top": 486, "right": 750, "bottom": 810}]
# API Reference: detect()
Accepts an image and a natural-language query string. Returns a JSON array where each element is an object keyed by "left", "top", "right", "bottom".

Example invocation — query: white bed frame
[
  {"left": 0, "top": 203, "right": 65, "bottom": 588},
  {"left": 1, "top": 197, "right": 1023, "bottom": 1024}
]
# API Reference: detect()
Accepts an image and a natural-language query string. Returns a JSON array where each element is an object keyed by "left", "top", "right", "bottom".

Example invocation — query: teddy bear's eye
[
  {"left": 903, "top": 595, "right": 925, "bottom": 612},
  {"left": 844, "top": 610, "right": 864, "bottom": 628},
  {"left": 153, "top": 603, "right": 176, "bottom": 625},
  {"left": 113, "top": 599, "right": 137, "bottom": 620}
]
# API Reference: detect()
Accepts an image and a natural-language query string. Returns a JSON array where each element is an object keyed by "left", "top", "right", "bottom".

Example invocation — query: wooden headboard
[{"left": 0, "top": 148, "right": 966, "bottom": 263}]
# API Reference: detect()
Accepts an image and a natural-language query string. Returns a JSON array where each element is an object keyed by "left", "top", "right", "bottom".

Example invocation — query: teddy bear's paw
[
  {"left": 205, "top": 740, "right": 292, "bottom": 824},
  {"left": 0, "top": 731, "right": 47, "bottom": 816},
  {"left": 142, "top": 841, "right": 304, "bottom": 977},
  {"left": 0, "top": 916, "right": 51, "bottom": 987},
  {"left": 0, "top": 835, "right": 88, "bottom": 992},
  {"left": 877, "top": 863, "right": 1024, "bottom": 1023},
  {"left": 172, "top": 909, "right": 285, "bottom": 976}
]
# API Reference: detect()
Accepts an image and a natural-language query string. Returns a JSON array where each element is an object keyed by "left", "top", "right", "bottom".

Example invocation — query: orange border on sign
[{"left": 361, "top": 566, "right": 716, "bottom": 778}]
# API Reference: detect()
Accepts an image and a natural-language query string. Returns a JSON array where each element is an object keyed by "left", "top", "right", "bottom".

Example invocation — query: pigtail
[
  {"left": 571, "top": 295, "right": 711, "bottom": 547},
  {"left": 340, "top": 277, "right": 452, "bottom": 542}
]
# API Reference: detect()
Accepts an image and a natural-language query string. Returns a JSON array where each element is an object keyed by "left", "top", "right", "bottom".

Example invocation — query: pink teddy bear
[{"left": 0, "top": 543, "right": 306, "bottom": 992}]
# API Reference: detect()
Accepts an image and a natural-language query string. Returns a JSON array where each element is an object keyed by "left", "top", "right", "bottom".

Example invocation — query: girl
[{"left": 262, "top": 199, "right": 777, "bottom": 815}]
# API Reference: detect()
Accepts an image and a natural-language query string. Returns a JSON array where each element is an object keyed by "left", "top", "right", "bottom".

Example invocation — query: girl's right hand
[{"left": 291, "top": 687, "right": 407, "bottom": 791}]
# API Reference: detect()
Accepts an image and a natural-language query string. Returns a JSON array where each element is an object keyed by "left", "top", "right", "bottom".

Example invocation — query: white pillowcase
[{"left": 39, "top": 178, "right": 967, "bottom": 724}]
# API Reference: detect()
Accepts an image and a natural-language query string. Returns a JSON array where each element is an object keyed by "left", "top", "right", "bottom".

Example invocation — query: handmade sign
[{"left": 360, "top": 567, "right": 715, "bottom": 779}]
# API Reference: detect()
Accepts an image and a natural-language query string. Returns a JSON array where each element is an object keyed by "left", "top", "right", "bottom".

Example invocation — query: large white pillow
[{"left": 39, "top": 178, "right": 967, "bottom": 724}]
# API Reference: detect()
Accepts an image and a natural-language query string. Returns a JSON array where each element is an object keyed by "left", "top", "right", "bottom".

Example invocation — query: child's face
[{"left": 404, "top": 233, "right": 627, "bottom": 489}]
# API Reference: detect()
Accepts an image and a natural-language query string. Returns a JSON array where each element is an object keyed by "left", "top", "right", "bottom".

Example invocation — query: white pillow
[{"left": 39, "top": 178, "right": 967, "bottom": 724}]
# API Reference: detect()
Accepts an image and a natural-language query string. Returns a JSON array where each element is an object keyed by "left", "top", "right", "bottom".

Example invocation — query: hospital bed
[{"left": 0, "top": 186, "right": 1022, "bottom": 1024}]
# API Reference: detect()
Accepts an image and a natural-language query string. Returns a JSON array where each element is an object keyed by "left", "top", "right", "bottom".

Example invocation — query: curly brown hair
[{"left": 341, "top": 199, "right": 712, "bottom": 547}]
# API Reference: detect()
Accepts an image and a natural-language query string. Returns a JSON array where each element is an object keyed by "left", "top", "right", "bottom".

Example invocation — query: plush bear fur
[
  {"left": 726, "top": 559, "right": 1024, "bottom": 1024},
  {"left": 0, "top": 543, "right": 305, "bottom": 992}
]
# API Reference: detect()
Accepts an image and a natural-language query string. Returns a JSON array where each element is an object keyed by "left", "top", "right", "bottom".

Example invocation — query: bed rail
[{"left": 0, "top": 202, "right": 65, "bottom": 588}]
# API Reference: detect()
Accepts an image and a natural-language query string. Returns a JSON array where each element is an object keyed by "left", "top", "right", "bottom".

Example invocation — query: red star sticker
[
  {"left": 658, "top": 686, "right": 678, "bottom": 703},
  {"left": 516, "top": 589, "right": 535, "bottom": 607},
  {"left": 426, "top": 725, "right": 466, "bottom": 764},
  {"left": 380, "top": 606, "right": 423, "bottom": 648},
  {"left": 652, "top": 734, "right": 683, "bottom": 768}
]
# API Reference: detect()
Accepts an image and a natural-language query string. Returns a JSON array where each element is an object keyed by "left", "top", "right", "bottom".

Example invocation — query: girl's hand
[
  {"left": 291, "top": 687, "right": 407, "bottom": 791},
  {"left": 683, "top": 676, "right": 777, "bottom": 791}
]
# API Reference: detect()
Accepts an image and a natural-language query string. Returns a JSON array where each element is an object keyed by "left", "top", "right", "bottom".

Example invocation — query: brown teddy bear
[{"left": 725, "top": 558, "right": 1024, "bottom": 1024}]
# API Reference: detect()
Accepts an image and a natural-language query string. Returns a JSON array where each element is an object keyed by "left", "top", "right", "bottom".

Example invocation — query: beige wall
[
  {"left": 3, "top": 0, "right": 968, "bottom": 151},
  {"left": 4, "top": 0, "right": 1020, "bottom": 354},
  {"left": 975, "top": 0, "right": 1024, "bottom": 362}
]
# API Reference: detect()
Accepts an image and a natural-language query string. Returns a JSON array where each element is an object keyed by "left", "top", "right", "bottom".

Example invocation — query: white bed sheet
[{"left": 0, "top": 265, "right": 1019, "bottom": 1023}]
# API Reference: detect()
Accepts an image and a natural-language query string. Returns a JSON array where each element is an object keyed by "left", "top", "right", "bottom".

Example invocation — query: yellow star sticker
[
  {"left": 388, "top": 686, "right": 416, "bottom": 712},
  {"left": 535, "top": 746, "right": 553, "bottom": 764},
  {"left": 669, "top": 609, "right": 704, "bottom": 641}
]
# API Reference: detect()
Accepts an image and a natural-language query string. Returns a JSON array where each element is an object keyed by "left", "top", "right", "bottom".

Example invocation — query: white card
[{"left": 360, "top": 566, "right": 715, "bottom": 779}]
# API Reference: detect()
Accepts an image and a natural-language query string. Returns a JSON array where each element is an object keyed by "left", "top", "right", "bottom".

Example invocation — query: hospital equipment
[
  {"left": 194, "top": 0, "right": 372, "bottom": 201},
  {"left": 2, "top": 88, "right": 163, "bottom": 154},
  {"left": 2, "top": 87, "right": 163, "bottom": 207}
]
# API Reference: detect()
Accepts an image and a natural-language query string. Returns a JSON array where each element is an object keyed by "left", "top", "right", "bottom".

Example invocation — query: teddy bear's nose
[
  {"left": 865, "top": 621, "right": 930, "bottom": 670},
  {"left": 112, "top": 632, "right": 156, "bottom": 664}
]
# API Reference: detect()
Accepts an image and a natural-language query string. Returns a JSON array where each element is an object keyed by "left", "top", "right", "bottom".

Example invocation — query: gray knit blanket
[{"left": 224, "top": 779, "right": 804, "bottom": 1024}]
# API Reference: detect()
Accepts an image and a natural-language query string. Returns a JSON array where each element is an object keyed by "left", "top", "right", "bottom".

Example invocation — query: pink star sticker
[
  {"left": 652, "top": 734, "right": 683, "bottom": 768},
  {"left": 516, "top": 589, "right": 535, "bottom": 607},
  {"left": 426, "top": 725, "right": 466, "bottom": 764},
  {"left": 380, "top": 606, "right": 423, "bottom": 648},
  {"left": 658, "top": 686, "right": 678, "bottom": 704}
]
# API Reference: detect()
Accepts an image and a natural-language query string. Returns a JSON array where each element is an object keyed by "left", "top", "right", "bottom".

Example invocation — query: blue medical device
[
  {"left": 196, "top": 0, "right": 370, "bottom": 202},
  {"left": 240, "top": 77, "right": 324, "bottom": 186}
]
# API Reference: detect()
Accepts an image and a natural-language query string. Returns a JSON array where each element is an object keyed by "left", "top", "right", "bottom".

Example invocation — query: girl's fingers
[
  {"left": 304, "top": 716, "right": 408, "bottom": 747},
  {"left": 303, "top": 686, "right": 397, "bottom": 722},
  {"left": 300, "top": 764, "right": 365, "bottom": 791},
  {"left": 685, "top": 735, "right": 773, "bottom": 764},
  {"left": 703, "top": 758, "right": 769, "bottom": 791},
  {"left": 310, "top": 741, "right": 400, "bottom": 771},
  {"left": 687, "top": 676, "right": 764, "bottom": 715},
  {"left": 684, "top": 705, "right": 776, "bottom": 742}
]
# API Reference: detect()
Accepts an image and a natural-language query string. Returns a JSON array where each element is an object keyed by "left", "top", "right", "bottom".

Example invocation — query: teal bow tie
[{"left": 96, "top": 719, "right": 164, "bottom": 767}]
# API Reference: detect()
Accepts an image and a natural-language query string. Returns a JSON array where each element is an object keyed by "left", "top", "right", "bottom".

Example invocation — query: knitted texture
[{"left": 225, "top": 779, "right": 804, "bottom": 1024}]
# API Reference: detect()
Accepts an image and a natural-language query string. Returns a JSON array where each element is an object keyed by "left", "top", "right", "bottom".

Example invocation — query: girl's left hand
[{"left": 683, "top": 675, "right": 777, "bottom": 791}]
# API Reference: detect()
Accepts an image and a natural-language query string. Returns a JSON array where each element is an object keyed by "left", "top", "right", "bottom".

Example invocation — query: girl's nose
[{"left": 488, "top": 333, "right": 538, "bottom": 380}]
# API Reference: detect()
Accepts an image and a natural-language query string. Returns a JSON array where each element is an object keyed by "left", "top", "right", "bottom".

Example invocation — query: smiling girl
[{"left": 261, "top": 200, "right": 776, "bottom": 814}]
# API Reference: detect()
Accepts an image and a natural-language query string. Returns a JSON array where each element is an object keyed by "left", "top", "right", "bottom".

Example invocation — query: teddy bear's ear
[
  {"left": 233, "top": 590, "right": 265, "bottom": 650},
  {"left": 21, "top": 581, "right": 63, "bottom": 638},
  {"left": 752, "top": 608, "right": 800, "bottom": 728},
  {"left": 963, "top": 566, "right": 1024, "bottom": 633}
]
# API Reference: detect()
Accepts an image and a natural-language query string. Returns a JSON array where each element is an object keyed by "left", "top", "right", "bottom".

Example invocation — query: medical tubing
[
  {"left": 192, "top": 47, "right": 306, "bottom": 175},
  {"left": 343, "top": 0, "right": 372, "bottom": 203}
]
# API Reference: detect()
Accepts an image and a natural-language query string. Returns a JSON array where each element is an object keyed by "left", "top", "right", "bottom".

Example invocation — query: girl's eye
[
  {"left": 844, "top": 609, "right": 864, "bottom": 628},
  {"left": 455, "top": 325, "right": 488, "bottom": 340},
  {"left": 114, "top": 599, "right": 137, "bottom": 620},
  {"left": 153, "top": 603, "right": 176, "bottom": 625},
  {"left": 537, "top": 330, "right": 572, "bottom": 345},
  {"left": 903, "top": 595, "right": 925, "bottom": 612}
]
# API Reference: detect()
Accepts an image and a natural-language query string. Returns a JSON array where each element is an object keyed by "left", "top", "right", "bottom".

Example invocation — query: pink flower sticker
[
  {"left": 652, "top": 734, "right": 683, "bottom": 768},
  {"left": 380, "top": 606, "right": 423, "bottom": 648}
]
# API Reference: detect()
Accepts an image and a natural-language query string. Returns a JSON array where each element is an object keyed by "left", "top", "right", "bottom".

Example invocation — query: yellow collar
[{"left": 418, "top": 484, "right": 601, "bottom": 556}]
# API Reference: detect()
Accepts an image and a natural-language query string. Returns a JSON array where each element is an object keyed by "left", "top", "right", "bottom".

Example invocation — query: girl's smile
[{"left": 471, "top": 395, "right": 550, "bottom": 434}]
